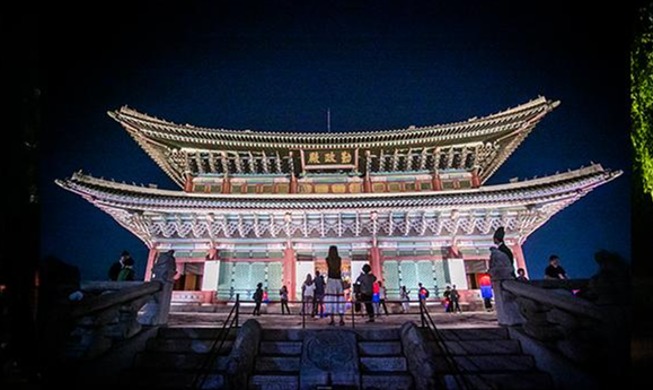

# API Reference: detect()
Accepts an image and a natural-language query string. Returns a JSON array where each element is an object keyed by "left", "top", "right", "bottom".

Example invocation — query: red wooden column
[
  {"left": 144, "top": 247, "right": 159, "bottom": 281},
  {"left": 471, "top": 168, "right": 481, "bottom": 188},
  {"left": 431, "top": 172, "right": 442, "bottom": 191},
  {"left": 221, "top": 177, "right": 232, "bottom": 194},
  {"left": 369, "top": 244, "right": 383, "bottom": 282},
  {"left": 184, "top": 173, "right": 194, "bottom": 192},
  {"left": 363, "top": 172, "right": 372, "bottom": 193},
  {"left": 290, "top": 174, "right": 298, "bottom": 193},
  {"left": 511, "top": 243, "right": 527, "bottom": 277},
  {"left": 284, "top": 244, "right": 296, "bottom": 299}
]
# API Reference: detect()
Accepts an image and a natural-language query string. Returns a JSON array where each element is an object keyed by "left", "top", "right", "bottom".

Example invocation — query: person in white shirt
[{"left": 301, "top": 273, "right": 315, "bottom": 316}]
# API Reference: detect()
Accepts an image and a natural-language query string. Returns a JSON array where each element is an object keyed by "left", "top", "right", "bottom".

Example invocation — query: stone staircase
[
  {"left": 95, "top": 323, "right": 554, "bottom": 389},
  {"left": 248, "top": 328, "right": 303, "bottom": 389},
  {"left": 422, "top": 327, "right": 554, "bottom": 389},
  {"left": 122, "top": 327, "right": 237, "bottom": 389},
  {"left": 247, "top": 327, "right": 414, "bottom": 389},
  {"left": 357, "top": 328, "right": 414, "bottom": 390}
]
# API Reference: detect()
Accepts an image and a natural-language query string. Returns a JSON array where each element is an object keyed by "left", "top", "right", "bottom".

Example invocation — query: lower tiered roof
[{"left": 56, "top": 164, "right": 620, "bottom": 249}]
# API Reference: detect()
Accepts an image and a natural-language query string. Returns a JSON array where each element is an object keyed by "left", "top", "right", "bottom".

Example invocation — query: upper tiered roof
[{"left": 108, "top": 96, "right": 559, "bottom": 187}]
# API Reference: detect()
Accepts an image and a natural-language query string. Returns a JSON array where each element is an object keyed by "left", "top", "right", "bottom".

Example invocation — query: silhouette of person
[
  {"left": 108, "top": 250, "right": 131, "bottom": 281},
  {"left": 252, "top": 282, "right": 263, "bottom": 316},
  {"left": 516, "top": 268, "right": 529, "bottom": 281},
  {"left": 450, "top": 284, "right": 462, "bottom": 313},
  {"left": 544, "top": 255, "right": 568, "bottom": 280},
  {"left": 280, "top": 285, "right": 291, "bottom": 314},
  {"left": 117, "top": 256, "right": 135, "bottom": 281}
]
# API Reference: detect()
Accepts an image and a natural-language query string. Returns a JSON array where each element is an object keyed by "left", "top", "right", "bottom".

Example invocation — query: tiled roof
[{"left": 56, "top": 164, "right": 619, "bottom": 212}]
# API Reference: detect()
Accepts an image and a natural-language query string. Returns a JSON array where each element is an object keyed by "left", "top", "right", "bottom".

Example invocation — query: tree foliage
[{"left": 631, "top": 3, "right": 653, "bottom": 199}]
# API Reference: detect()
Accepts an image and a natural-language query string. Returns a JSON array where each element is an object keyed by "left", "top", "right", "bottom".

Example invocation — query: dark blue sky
[{"left": 38, "top": 1, "right": 634, "bottom": 281}]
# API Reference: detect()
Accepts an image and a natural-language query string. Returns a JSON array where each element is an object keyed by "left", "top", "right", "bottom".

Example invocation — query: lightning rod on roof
[{"left": 327, "top": 108, "right": 331, "bottom": 133}]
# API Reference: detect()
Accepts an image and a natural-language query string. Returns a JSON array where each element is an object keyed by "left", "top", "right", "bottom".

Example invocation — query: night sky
[{"left": 37, "top": 1, "right": 634, "bottom": 281}]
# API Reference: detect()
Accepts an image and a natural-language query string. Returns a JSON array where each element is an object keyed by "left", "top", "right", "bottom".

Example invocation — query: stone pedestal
[{"left": 300, "top": 330, "right": 360, "bottom": 389}]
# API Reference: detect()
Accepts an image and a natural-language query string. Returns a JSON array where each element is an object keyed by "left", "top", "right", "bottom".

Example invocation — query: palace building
[{"left": 56, "top": 96, "right": 621, "bottom": 304}]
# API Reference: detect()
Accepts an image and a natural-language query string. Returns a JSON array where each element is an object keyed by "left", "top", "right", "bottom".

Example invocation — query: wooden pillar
[
  {"left": 431, "top": 172, "right": 442, "bottom": 191},
  {"left": 364, "top": 173, "right": 372, "bottom": 193},
  {"left": 221, "top": 177, "right": 232, "bottom": 194},
  {"left": 290, "top": 174, "right": 298, "bottom": 193},
  {"left": 284, "top": 243, "right": 296, "bottom": 299},
  {"left": 471, "top": 168, "right": 481, "bottom": 188},
  {"left": 144, "top": 248, "right": 159, "bottom": 281},
  {"left": 369, "top": 244, "right": 382, "bottom": 282},
  {"left": 183, "top": 173, "right": 194, "bottom": 192},
  {"left": 511, "top": 243, "right": 527, "bottom": 277}
]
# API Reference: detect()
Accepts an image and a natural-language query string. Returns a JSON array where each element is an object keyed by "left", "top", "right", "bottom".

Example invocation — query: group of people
[
  {"left": 300, "top": 270, "right": 327, "bottom": 318},
  {"left": 442, "top": 284, "right": 462, "bottom": 313},
  {"left": 111, "top": 228, "right": 570, "bottom": 323}
]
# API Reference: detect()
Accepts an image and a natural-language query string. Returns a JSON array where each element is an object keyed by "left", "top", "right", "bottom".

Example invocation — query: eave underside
[{"left": 56, "top": 164, "right": 620, "bottom": 250}]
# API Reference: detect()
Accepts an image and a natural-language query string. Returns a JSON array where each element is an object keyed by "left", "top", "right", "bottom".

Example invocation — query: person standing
[
  {"left": 325, "top": 245, "right": 345, "bottom": 326},
  {"left": 279, "top": 285, "right": 291, "bottom": 314},
  {"left": 144, "top": 249, "right": 178, "bottom": 325},
  {"left": 313, "top": 270, "right": 325, "bottom": 318},
  {"left": 117, "top": 256, "right": 135, "bottom": 281},
  {"left": 400, "top": 285, "right": 411, "bottom": 313},
  {"left": 108, "top": 250, "right": 131, "bottom": 281},
  {"left": 488, "top": 229, "right": 523, "bottom": 326},
  {"left": 301, "top": 274, "right": 315, "bottom": 316},
  {"left": 443, "top": 285, "right": 452, "bottom": 312},
  {"left": 252, "top": 282, "right": 263, "bottom": 316},
  {"left": 544, "top": 255, "right": 568, "bottom": 280},
  {"left": 377, "top": 281, "right": 389, "bottom": 316},
  {"left": 450, "top": 284, "right": 462, "bottom": 313},
  {"left": 493, "top": 227, "right": 515, "bottom": 278},
  {"left": 355, "top": 264, "right": 377, "bottom": 322},
  {"left": 418, "top": 282, "right": 429, "bottom": 302}
]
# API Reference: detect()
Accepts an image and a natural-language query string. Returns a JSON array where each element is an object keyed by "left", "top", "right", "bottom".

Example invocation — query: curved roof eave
[
  {"left": 107, "top": 96, "right": 559, "bottom": 150},
  {"left": 55, "top": 164, "right": 621, "bottom": 212}
]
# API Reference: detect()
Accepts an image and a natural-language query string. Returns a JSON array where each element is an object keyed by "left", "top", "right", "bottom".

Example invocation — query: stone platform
[{"left": 168, "top": 304, "right": 499, "bottom": 329}]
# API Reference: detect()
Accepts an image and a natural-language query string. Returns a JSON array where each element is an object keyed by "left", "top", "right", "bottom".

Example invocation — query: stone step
[
  {"left": 358, "top": 341, "right": 403, "bottom": 356},
  {"left": 248, "top": 374, "right": 299, "bottom": 390},
  {"left": 146, "top": 337, "right": 233, "bottom": 353},
  {"left": 261, "top": 328, "right": 305, "bottom": 341},
  {"left": 360, "top": 356, "right": 407, "bottom": 372},
  {"left": 133, "top": 351, "right": 230, "bottom": 371},
  {"left": 444, "top": 371, "right": 554, "bottom": 390},
  {"left": 255, "top": 356, "right": 301, "bottom": 372},
  {"left": 361, "top": 373, "right": 414, "bottom": 390},
  {"left": 433, "top": 327, "right": 510, "bottom": 341},
  {"left": 428, "top": 339, "right": 522, "bottom": 355},
  {"left": 354, "top": 328, "right": 401, "bottom": 341},
  {"left": 123, "top": 369, "right": 226, "bottom": 389},
  {"left": 259, "top": 340, "right": 303, "bottom": 356},
  {"left": 433, "top": 354, "right": 535, "bottom": 373},
  {"left": 156, "top": 327, "right": 237, "bottom": 340}
]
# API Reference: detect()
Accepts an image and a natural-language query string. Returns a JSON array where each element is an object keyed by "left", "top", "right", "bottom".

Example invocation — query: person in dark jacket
[{"left": 355, "top": 264, "right": 377, "bottom": 322}]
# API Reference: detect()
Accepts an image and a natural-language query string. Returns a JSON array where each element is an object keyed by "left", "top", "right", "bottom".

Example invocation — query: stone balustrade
[
  {"left": 64, "top": 280, "right": 164, "bottom": 360},
  {"left": 500, "top": 277, "right": 630, "bottom": 388}
]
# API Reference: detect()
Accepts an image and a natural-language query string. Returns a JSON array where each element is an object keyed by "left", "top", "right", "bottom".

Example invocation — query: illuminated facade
[{"left": 56, "top": 96, "right": 621, "bottom": 302}]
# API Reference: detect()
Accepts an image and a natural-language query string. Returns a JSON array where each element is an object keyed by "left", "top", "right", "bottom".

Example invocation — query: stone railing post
[{"left": 226, "top": 319, "right": 262, "bottom": 389}]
